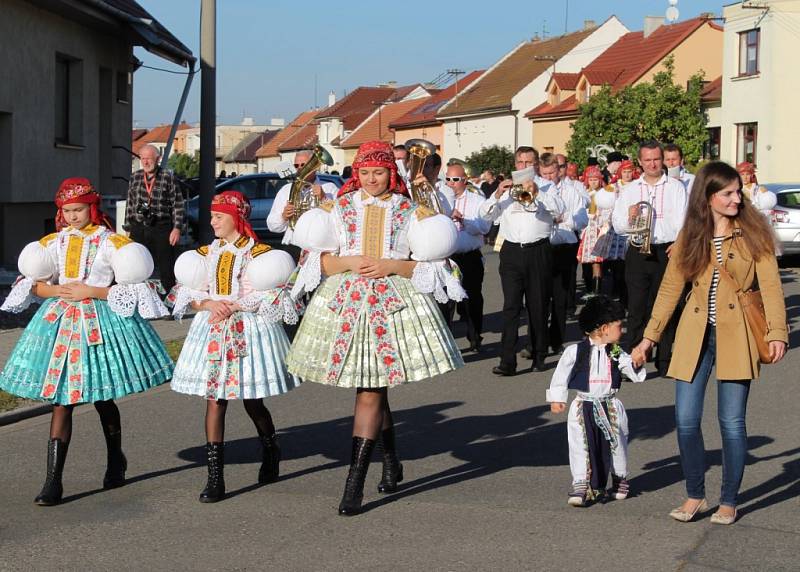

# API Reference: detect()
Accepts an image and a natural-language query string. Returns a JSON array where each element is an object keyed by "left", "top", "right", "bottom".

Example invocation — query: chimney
[
  {"left": 327, "top": 90, "right": 336, "bottom": 107},
  {"left": 644, "top": 16, "right": 665, "bottom": 38},
  {"left": 531, "top": 33, "right": 541, "bottom": 42},
  {"left": 241, "top": 116, "right": 254, "bottom": 126},
  {"left": 583, "top": 19, "right": 596, "bottom": 30},
  {"left": 700, "top": 12, "right": 715, "bottom": 19}
]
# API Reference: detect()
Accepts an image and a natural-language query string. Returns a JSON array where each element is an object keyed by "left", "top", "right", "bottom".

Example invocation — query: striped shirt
[{"left": 708, "top": 237, "right": 725, "bottom": 325}]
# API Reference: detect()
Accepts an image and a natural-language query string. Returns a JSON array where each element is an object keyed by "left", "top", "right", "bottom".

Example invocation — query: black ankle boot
[
  {"left": 258, "top": 433, "right": 281, "bottom": 484},
  {"left": 377, "top": 428, "right": 403, "bottom": 494},
  {"left": 199, "top": 442, "right": 225, "bottom": 503},
  {"left": 338, "top": 437, "right": 375, "bottom": 516},
  {"left": 102, "top": 429, "right": 127, "bottom": 489},
  {"left": 34, "top": 438, "right": 69, "bottom": 506}
]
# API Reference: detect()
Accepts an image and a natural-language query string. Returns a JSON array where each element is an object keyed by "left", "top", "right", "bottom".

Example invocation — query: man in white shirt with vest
[
  {"left": 612, "top": 140, "right": 688, "bottom": 375},
  {"left": 480, "top": 146, "right": 566, "bottom": 374}
]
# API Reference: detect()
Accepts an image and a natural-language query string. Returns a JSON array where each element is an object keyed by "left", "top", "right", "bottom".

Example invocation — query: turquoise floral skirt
[
  {"left": 286, "top": 272, "right": 464, "bottom": 389},
  {"left": 0, "top": 298, "right": 173, "bottom": 405}
]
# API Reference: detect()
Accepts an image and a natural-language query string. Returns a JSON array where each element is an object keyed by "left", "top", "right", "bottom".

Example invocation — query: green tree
[
  {"left": 465, "top": 145, "right": 515, "bottom": 178},
  {"left": 566, "top": 56, "right": 707, "bottom": 170},
  {"left": 167, "top": 152, "right": 200, "bottom": 179}
]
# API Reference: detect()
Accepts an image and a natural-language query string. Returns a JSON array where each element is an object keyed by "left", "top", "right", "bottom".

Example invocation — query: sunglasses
[{"left": 445, "top": 177, "right": 465, "bottom": 182}]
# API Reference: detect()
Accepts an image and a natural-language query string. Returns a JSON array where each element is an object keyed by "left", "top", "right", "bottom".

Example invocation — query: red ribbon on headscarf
[
  {"left": 611, "top": 160, "right": 636, "bottom": 184},
  {"left": 54, "top": 177, "right": 114, "bottom": 231},
  {"left": 210, "top": 191, "right": 259, "bottom": 241},
  {"left": 736, "top": 162, "right": 755, "bottom": 175},
  {"left": 338, "top": 140, "right": 408, "bottom": 197},
  {"left": 582, "top": 165, "right": 603, "bottom": 186}
]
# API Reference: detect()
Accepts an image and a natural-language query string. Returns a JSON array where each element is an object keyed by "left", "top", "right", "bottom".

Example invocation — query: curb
[{"left": 0, "top": 403, "right": 53, "bottom": 427}]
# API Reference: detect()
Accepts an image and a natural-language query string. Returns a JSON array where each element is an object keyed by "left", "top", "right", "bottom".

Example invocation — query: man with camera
[{"left": 125, "top": 144, "right": 185, "bottom": 294}]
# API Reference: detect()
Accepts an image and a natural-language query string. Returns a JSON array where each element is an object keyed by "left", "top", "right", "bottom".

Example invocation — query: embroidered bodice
[
  {"left": 40, "top": 224, "right": 133, "bottom": 287},
  {"left": 332, "top": 191, "right": 418, "bottom": 259},
  {"left": 195, "top": 236, "right": 271, "bottom": 301}
]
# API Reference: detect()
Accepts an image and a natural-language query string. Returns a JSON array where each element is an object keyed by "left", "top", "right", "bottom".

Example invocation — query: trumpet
[
  {"left": 287, "top": 144, "right": 334, "bottom": 229},
  {"left": 509, "top": 182, "right": 539, "bottom": 207},
  {"left": 406, "top": 138, "right": 443, "bottom": 213},
  {"left": 628, "top": 200, "right": 654, "bottom": 254}
]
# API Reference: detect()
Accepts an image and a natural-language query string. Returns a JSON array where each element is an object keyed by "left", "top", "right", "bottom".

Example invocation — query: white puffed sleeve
[
  {"left": 1, "top": 241, "right": 57, "bottom": 313},
  {"left": 752, "top": 188, "right": 777, "bottom": 212},
  {"left": 107, "top": 243, "right": 169, "bottom": 319},
  {"left": 238, "top": 250, "right": 304, "bottom": 324},
  {"left": 290, "top": 207, "right": 340, "bottom": 299},
  {"left": 407, "top": 213, "right": 467, "bottom": 303},
  {"left": 594, "top": 189, "right": 617, "bottom": 211},
  {"left": 168, "top": 249, "right": 210, "bottom": 320}
]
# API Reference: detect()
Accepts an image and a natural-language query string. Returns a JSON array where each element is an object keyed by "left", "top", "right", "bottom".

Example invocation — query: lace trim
[
  {"left": 258, "top": 288, "right": 304, "bottom": 325},
  {"left": 170, "top": 285, "right": 208, "bottom": 321},
  {"left": 410, "top": 260, "right": 467, "bottom": 304},
  {"left": 290, "top": 251, "right": 322, "bottom": 300},
  {"left": 107, "top": 282, "right": 169, "bottom": 319},
  {"left": 0, "top": 277, "right": 39, "bottom": 313}
]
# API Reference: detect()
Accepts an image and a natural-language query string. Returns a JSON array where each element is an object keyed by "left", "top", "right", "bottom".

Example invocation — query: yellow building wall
[
  {"left": 392, "top": 125, "right": 444, "bottom": 153},
  {"left": 531, "top": 118, "right": 575, "bottom": 156},
  {"left": 637, "top": 23, "right": 723, "bottom": 86}
]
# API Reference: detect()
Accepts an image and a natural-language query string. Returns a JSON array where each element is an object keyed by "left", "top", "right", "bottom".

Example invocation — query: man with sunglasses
[
  {"left": 267, "top": 149, "right": 338, "bottom": 244},
  {"left": 442, "top": 161, "right": 491, "bottom": 353}
]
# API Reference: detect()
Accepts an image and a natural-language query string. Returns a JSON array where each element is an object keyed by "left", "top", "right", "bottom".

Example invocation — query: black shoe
[
  {"left": 550, "top": 345, "right": 564, "bottom": 356},
  {"left": 533, "top": 354, "right": 548, "bottom": 372},
  {"left": 461, "top": 342, "right": 483, "bottom": 354},
  {"left": 199, "top": 442, "right": 225, "bottom": 503},
  {"left": 377, "top": 427, "right": 403, "bottom": 494},
  {"left": 492, "top": 365, "right": 516, "bottom": 376},
  {"left": 338, "top": 437, "right": 376, "bottom": 516},
  {"left": 519, "top": 348, "right": 533, "bottom": 360},
  {"left": 102, "top": 429, "right": 127, "bottom": 489},
  {"left": 34, "top": 438, "right": 69, "bottom": 506},
  {"left": 258, "top": 433, "right": 281, "bottom": 484}
]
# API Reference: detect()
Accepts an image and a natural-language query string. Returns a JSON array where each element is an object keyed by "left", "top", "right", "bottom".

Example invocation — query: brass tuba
[
  {"left": 628, "top": 200, "right": 654, "bottom": 254},
  {"left": 405, "top": 138, "right": 443, "bottom": 213},
  {"left": 287, "top": 144, "right": 334, "bottom": 229}
]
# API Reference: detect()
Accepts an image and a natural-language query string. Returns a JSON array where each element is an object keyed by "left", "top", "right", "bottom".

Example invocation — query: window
[
  {"left": 738, "top": 29, "right": 760, "bottom": 76},
  {"left": 54, "top": 53, "right": 83, "bottom": 146},
  {"left": 703, "top": 127, "right": 721, "bottom": 161},
  {"left": 736, "top": 122, "right": 757, "bottom": 164}
]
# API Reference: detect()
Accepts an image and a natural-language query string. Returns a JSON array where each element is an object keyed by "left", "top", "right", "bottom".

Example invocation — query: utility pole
[{"left": 199, "top": 0, "right": 216, "bottom": 244}]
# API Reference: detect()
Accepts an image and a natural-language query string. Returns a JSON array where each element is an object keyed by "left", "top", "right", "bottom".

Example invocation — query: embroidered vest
[{"left": 566, "top": 338, "right": 622, "bottom": 391}]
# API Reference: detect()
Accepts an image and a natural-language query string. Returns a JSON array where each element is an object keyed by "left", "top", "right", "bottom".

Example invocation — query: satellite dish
[{"left": 666, "top": 6, "right": 679, "bottom": 21}]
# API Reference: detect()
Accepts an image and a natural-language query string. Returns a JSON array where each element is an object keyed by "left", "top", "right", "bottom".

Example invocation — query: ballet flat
[
  {"left": 669, "top": 499, "right": 708, "bottom": 522},
  {"left": 710, "top": 508, "right": 737, "bottom": 525}
]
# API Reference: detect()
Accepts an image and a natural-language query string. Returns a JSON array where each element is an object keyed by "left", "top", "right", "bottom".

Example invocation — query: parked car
[
  {"left": 764, "top": 184, "right": 800, "bottom": 256},
  {"left": 185, "top": 172, "right": 343, "bottom": 244}
]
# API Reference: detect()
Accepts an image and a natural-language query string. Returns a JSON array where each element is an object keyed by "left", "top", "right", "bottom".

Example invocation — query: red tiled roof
[
  {"left": 133, "top": 122, "right": 191, "bottom": 154},
  {"left": 550, "top": 72, "right": 581, "bottom": 90},
  {"left": 437, "top": 27, "right": 596, "bottom": 118},
  {"left": 132, "top": 128, "right": 148, "bottom": 141},
  {"left": 340, "top": 98, "right": 429, "bottom": 149},
  {"left": 390, "top": 84, "right": 424, "bottom": 100},
  {"left": 525, "top": 94, "right": 578, "bottom": 119},
  {"left": 315, "top": 86, "right": 397, "bottom": 130},
  {"left": 278, "top": 123, "right": 320, "bottom": 153},
  {"left": 255, "top": 109, "right": 318, "bottom": 158},
  {"left": 701, "top": 75, "right": 722, "bottom": 102},
  {"left": 527, "top": 17, "right": 720, "bottom": 119},
  {"left": 389, "top": 70, "right": 485, "bottom": 129}
]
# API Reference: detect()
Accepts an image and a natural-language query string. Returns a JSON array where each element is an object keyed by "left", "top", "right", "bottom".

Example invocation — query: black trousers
[
  {"left": 447, "top": 249, "right": 484, "bottom": 345},
  {"left": 624, "top": 243, "right": 681, "bottom": 371},
  {"left": 499, "top": 239, "right": 552, "bottom": 369},
  {"left": 129, "top": 222, "right": 177, "bottom": 293},
  {"left": 549, "top": 242, "right": 579, "bottom": 348}
]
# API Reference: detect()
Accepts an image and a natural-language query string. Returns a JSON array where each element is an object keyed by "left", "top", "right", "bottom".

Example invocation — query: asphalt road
[{"left": 1, "top": 250, "right": 798, "bottom": 571}]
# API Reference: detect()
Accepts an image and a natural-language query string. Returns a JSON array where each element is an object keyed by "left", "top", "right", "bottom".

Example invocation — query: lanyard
[{"left": 144, "top": 172, "right": 156, "bottom": 197}]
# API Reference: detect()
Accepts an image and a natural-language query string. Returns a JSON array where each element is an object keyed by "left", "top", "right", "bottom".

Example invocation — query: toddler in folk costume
[
  {"left": 546, "top": 295, "right": 646, "bottom": 506},
  {"left": 0, "top": 178, "right": 173, "bottom": 506}
]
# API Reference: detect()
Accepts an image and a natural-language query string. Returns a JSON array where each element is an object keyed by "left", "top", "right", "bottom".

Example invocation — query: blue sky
[{"left": 133, "top": 0, "right": 724, "bottom": 128}]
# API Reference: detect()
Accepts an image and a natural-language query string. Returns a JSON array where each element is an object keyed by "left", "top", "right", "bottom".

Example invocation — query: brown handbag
[{"left": 712, "top": 259, "right": 772, "bottom": 363}]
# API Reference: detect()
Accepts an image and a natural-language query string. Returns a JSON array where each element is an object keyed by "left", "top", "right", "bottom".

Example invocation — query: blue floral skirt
[{"left": 0, "top": 298, "right": 173, "bottom": 405}]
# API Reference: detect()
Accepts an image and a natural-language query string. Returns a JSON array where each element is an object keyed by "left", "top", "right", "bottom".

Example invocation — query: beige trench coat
[{"left": 643, "top": 228, "right": 788, "bottom": 381}]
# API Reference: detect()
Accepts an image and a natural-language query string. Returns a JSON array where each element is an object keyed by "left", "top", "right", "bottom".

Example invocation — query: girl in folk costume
[
  {"left": 595, "top": 160, "right": 635, "bottom": 301},
  {"left": 736, "top": 162, "right": 777, "bottom": 217},
  {"left": 0, "top": 178, "right": 173, "bottom": 506},
  {"left": 547, "top": 295, "right": 646, "bottom": 507},
  {"left": 287, "top": 140, "right": 465, "bottom": 516},
  {"left": 169, "top": 191, "right": 301, "bottom": 503}
]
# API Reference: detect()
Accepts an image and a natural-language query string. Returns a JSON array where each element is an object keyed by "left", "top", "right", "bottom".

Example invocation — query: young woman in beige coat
[{"left": 634, "top": 161, "right": 788, "bottom": 525}]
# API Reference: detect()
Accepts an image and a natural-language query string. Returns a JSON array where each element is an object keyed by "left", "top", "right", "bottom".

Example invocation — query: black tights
[
  {"left": 48, "top": 400, "right": 121, "bottom": 443},
  {"left": 204, "top": 399, "right": 275, "bottom": 443},
  {"left": 352, "top": 388, "right": 393, "bottom": 440}
]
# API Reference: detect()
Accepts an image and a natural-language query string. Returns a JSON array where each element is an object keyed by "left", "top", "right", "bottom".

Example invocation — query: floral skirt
[
  {"left": 286, "top": 272, "right": 463, "bottom": 388},
  {"left": 0, "top": 298, "right": 173, "bottom": 405},
  {"left": 171, "top": 311, "right": 300, "bottom": 400}
]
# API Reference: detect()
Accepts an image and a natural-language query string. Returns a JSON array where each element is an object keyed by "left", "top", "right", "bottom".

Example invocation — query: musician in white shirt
[
  {"left": 611, "top": 141, "right": 688, "bottom": 375},
  {"left": 664, "top": 143, "right": 695, "bottom": 194},
  {"left": 479, "top": 146, "right": 566, "bottom": 374}
]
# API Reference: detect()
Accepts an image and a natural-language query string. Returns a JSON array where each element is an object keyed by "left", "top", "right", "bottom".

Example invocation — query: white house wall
[{"left": 442, "top": 114, "right": 518, "bottom": 160}]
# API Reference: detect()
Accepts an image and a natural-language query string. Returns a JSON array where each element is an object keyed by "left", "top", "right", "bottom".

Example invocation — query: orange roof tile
[
  {"left": 315, "top": 86, "right": 399, "bottom": 130},
  {"left": 390, "top": 71, "right": 485, "bottom": 129},
  {"left": 701, "top": 75, "right": 722, "bottom": 102},
  {"left": 132, "top": 122, "right": 191, "bottom": 154},
  {"left": 438, "top": 28, "right": 596, "bottom": 118},
  {"left": 340, "top": 98, "right": 429, "bottom": 149},
  {"left": 549, "top": 72, "right": 581, "bottom": 91},
  {"left": 255, "top": 109, "right": 318, "bottom": 158},
  {"left": 278, "top": 123, "right": 320, "bottom": 153}
]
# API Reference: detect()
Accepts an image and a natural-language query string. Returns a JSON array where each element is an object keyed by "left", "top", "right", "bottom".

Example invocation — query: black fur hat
[{"left": 578, "top": 295, "right": 626, "bottom": 334}]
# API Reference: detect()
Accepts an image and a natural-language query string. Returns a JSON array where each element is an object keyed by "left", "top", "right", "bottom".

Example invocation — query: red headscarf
[
  {"left": 611, "top": 160, "right": 636, "bottom": 184},
  {"left": 55, "top": 177, "right": 113, "bottom": 231},
  {"left": 736, "top": 162, "right": 756, "bottom": 175},
  {"left": 210, "top": 191, "right": 259, "bottom": 241},
  {"left": 582, "top": 165, "right": 603, "bottom": 186},
  {"left": 338, "top": 140, "right": 408, "bottom": 197}
]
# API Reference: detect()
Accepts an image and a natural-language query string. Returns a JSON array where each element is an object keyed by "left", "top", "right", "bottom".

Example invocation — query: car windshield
[{"left": 777, "top": 191, "right": 800, "bottom": 208}]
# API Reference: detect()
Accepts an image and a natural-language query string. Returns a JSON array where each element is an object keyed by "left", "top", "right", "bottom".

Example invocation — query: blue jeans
[{"left": 674, "top": 326, "right": 751, "bottom": 507}]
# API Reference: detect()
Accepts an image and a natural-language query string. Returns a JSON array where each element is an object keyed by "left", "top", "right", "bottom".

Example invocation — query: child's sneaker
[
  {"left": 567, "top": 482, "right": 589, "bottom": 507},
  {"left": 608, "top": 475, "right": 629, "bottom": 500}
]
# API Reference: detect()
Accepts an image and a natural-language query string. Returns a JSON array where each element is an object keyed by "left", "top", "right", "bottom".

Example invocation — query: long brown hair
[{"left": 675, "top": 161, "right": 776, "bottom": 282}]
